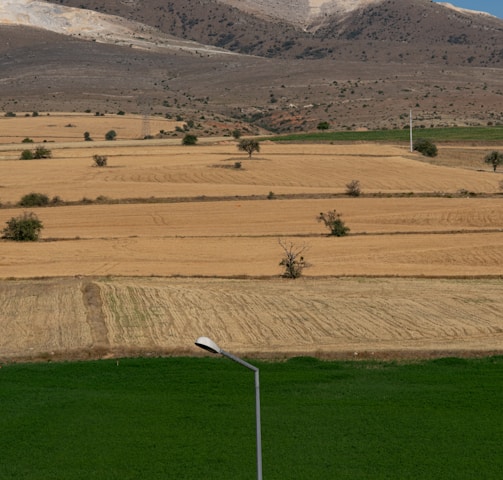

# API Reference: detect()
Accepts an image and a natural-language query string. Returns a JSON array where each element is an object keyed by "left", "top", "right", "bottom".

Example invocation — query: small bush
[
  {"left": 182, "top": 134, "right": 198, "bottom": 145},
  {"left": 93, "top": 154, "right": 108, "bottom": 167},
  {"left": 234, "top": 161, "right": 242, "bottom": 169},
  {"left": 2, "top": 212, "right": 43, "bottom": 241},
  {"left": 20, "top": 149, "right": 34, "bottom": 160},
  {"left": 346, "top": 179, "right": 361, "bottom": 197},
  {"left": 413, "top": 138, "right": 438, "bottom": 157},
  {"left": 22, "top": 138, "right": 34, "bottom": 143},
  {"left": 33, "top": 146, "right": 52, "bottom": 159},
  {"left": 318, "top": 210, "right": 350, "bottom": 236},
  {"left": 19, "top": 192, "right": 50, "bottom": 207},
  {"left": 317, "top": 121, "right": 330, "bottom": 130},
  {"left": 232, "top": 129, "right": 241, "bottom": 139},
  {"left": 84, "top": 132, "right": 92, "bottom": 141},
  {"left": 105, "top": 130, "right": 117, "bottom": 141}
]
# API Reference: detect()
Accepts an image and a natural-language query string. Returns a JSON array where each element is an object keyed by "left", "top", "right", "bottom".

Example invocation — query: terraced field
[{"left": 0, "top": 114, "right": 502, "bottom": 361}]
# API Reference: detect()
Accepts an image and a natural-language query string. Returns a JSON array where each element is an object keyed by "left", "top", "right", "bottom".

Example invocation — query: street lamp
[{"left": 195, "top": 336, "right": 263, "bottom": 480}]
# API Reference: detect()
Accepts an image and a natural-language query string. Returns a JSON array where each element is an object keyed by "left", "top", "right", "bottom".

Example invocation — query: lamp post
[{"left": 195, "top": 336, "right": 263, "bottom": 480}]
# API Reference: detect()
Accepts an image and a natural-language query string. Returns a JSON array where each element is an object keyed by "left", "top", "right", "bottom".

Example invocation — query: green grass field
[
  {"left": 267, "top": 125, "right": 503, "bottom": 142},
  {"left": 1, "top": 356, "right": 502, "bottom": 479}
]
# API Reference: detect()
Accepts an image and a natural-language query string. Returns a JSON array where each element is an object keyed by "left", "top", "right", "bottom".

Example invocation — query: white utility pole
[{"left": 409, "top": 109, "right": 413, "bottom": 152}]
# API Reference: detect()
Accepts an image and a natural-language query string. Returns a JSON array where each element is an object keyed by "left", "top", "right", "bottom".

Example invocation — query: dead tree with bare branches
[{"left": 278, "top": 239, "right": 309, "bottom": 279}]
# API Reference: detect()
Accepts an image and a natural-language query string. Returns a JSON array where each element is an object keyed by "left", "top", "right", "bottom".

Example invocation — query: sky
[{"left": 435, "top": 1, "right": 503, "bottom": 19}]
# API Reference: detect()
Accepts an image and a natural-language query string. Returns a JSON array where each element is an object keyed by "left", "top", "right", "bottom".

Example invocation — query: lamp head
[{"left": 195, "top": 336, "right": 221, "bottom": 354}]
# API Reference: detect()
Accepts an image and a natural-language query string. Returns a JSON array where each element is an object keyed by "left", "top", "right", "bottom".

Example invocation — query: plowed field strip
[
  {"left": 3, "top": 277, "right": 501, "bottom": 361},
  {"left": 0, "top": 278, "right": 91, "bottom": 356}
]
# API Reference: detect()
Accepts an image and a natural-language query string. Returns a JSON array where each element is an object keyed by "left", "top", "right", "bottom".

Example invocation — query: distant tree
[
  {"left": 232, "top": 129, "right": 242, "bottom": 139},
  {"left": 238, "top": 139, "right": 260, "bottom": 159},
  {"left": 93, "top": 154, "right": 108, "bottom": 167},
  {"left": 20, "top": 149, "right": 34, "bottom": 160},
  {"left": 33, "top": 146, "right": 52, "bottom": 159},
  {"left": 278, "top": 239, "right": 308, "bottom": 279},
  {"left": 413, "top": 138, "right": 438, "bottom": 157},
  {"left": 345, "top": 179, "right": 361, "bottom": 197},
  {"left": 20, "top": 147, "right": 51, "bottom": 160},
  {"left": 84, "top": 131, "right": 92, "bottom": 141},
  {"left": 19, "top": 192, "right": 50, "bottom": 207},
  {"left": 2, "top": 212, "right": 43, "bottom": 241},
  {"left": 484, "top": 151, "right": 503, "bottom": 173},
  {"left": 317, "top": 210, "right": 350, "bottom": 236},
  {"left": 182, "top": 134, "right": 198, "bottom": 145},
  {"left": 105, "top": 130, "right": 117, "bottom": 141},
  {"left": 317, "top": 121, "right": 330, "bottom": 130}
]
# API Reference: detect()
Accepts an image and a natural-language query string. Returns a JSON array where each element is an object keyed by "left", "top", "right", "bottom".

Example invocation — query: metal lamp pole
[{"left": 195, "top": 336, "right": 263, "bottom": 480}]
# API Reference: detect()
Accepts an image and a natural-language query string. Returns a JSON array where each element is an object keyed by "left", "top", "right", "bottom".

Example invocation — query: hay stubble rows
[{"left": 1, "top": 114, "right": 502, "bottom": 360}]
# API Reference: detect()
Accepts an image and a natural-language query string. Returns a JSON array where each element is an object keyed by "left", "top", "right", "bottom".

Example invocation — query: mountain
[
  {"left": 0, "top": 0, "right": 502, "bottom": 133},
  {"left": 37, "top": 0, "right": 502, "bottom": 65}
]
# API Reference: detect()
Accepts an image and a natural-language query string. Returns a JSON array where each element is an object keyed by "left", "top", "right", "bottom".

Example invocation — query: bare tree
[{"left": 278, "top": 239, "right": 309, "bottom": 279}]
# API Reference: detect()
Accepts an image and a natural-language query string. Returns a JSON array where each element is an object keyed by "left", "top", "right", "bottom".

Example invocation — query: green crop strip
[{"left": 1, "top": 356, "right": 502, "bottom": 479}]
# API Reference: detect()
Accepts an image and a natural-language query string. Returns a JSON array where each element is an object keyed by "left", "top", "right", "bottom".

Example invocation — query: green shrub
[
  {"left": 318, "top": 209, "right": 350, "bottom": 236},
  {"left": 413, "top": 138, "right": 438, "bottom": 157},
  {"left": 182, "top": 134, "right": 198, "bottom": 145},
  {"left": 20, "top": 149, "right": 34, "bottom": 160},
  {"left": 33, "top": 146, "right": 52, "bottom": 159},
  {"left": 317, "top": 121, "right": 330, "bottom": 130},
  {"left": 105, "top": 130, "right": 117, "bottom": 141},
  {"left": 2, "top": 212, "right": 43, "bottom": 241},
  {"left": 19, "top": 192, "right": 50, "bottom": 207},
  {"left": 22, "top": 138, "right": 34, "bottom": 143}
]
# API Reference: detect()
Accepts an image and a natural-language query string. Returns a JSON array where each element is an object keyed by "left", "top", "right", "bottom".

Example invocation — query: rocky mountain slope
[
  {"left": 0, "top": 0, "right": 502, "bottom": 133},
  {"left": 38, "top": 0, "right": 503, "bottom": 65}
]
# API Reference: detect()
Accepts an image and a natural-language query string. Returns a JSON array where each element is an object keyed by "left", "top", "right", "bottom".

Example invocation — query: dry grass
[
  {"left": 1, "top": 115, "right": 502, "bottom": 361},
  {"left": 1, "top": 277, "right": 502, "bottom": 362},
  {"left": 0, "top": 112, "right": 182, "bottom": 143}
]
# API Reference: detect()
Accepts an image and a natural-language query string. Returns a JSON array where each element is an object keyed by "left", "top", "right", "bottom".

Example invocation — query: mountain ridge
[{"left": 0, "top": 0, "right": 502, "bottom": 133}]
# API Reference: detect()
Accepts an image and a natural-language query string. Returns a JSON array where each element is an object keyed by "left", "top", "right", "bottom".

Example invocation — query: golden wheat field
[{"left": 1, "top": 114, "right": 502, "bottom": 361}]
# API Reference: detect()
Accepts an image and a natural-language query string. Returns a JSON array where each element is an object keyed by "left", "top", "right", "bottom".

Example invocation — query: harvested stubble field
[{"left": 1, "top": 114, "right": 502, "bottom": 361}]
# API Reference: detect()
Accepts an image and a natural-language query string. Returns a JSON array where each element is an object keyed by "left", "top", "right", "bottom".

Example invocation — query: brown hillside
[{"left": 45, "top": 0, "right": 503, "bottom": 65}]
